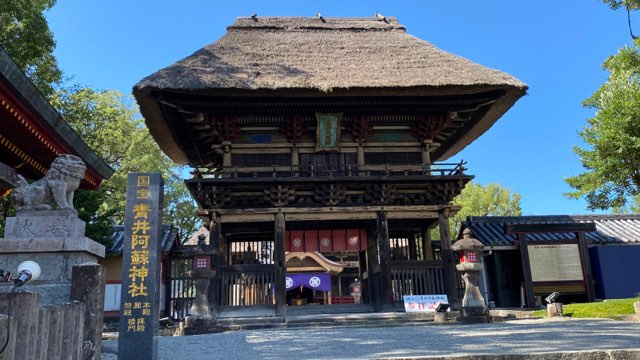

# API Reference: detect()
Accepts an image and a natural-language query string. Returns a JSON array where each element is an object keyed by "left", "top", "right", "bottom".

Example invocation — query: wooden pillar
[
  {"left": 377, "top": 211, "right": 393, "bottom": 311},
  {"left": 291, "top": 145, "right": 299, "bottom": 168},
  {"left": 438, "top": 210, "right": 458, "bottom": 306},
  {"left": 365, "top": 226, "right": 379, "bottom": 308},
  {"left": 518, "top": 233, "right": 536, "bottom": 308},
  {"left": 421, "top": 140, "right": 432, "bottom": 165},
  {"left": 408, "top": 233, "right": 417, "bottom": 260},
  {"left": 274, "top": 212, "right": 287, "bottom": 317},
  {"left": 208, "top": 213, "right": 221, "bottom": 318},
  {"left": 222, "top": 141, "right": 231, "bottom": 167},
  {"left": 422, "top": 227, "right": 434, "bottom": 260},
  {"left": 357, "top": 144, "right": 365, "bottom": 167},
  {"left": 577, "top": 232, "right": 596, "bottom": 302}
]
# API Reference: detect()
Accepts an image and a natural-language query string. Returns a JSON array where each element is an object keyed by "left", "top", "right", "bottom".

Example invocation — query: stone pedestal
[
  {"left": 547, "top": 303, "right": 564, "bottom": 317},
  {"left": 0, "top": 210, "right": 104, "bottom": 306},
  {"left": 187, "top": 269, "right": 216, "bottom": 317}
]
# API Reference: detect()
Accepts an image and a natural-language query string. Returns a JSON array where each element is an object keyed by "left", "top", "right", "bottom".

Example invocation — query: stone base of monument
[
  {"left": 547, "top": 303, "right": 564, "bottom": 317},
  {"left": 182, "top": 315, "right": 220, "bottom": 335},
  {"left": 0, "top": 210, "right": 104, "bottom": 306},
  {"left": 460, "top": 306, "right": 491, "bottom": 323}
]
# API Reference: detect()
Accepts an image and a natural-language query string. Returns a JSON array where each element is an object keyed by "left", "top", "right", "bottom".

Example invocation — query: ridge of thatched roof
[
  {"left": 135, "top": 16, "right": 526, "bottom": 93},
  {"left": 134, "top": 16, "right": 527, "bottom": 164}
]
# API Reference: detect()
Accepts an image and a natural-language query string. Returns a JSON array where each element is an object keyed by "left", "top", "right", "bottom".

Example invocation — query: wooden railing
[
  {"left": 390, "top": 260, "right": 445, "bottom": 301},
  {"left": 219, "top": 264, "right": 276, "bottom": 306},
  {"left": 195, "top": 161, "right": 467, "bottom": 179}
]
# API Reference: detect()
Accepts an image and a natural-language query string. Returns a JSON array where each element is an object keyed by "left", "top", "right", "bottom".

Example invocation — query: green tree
[
  {"left": 54, "top": 87, "right": 201, "bottom": 242},
  {"left": 434, "top": 182, "right": 522, "bottom": 239},
  {"left": 0, "top": 0, "right": 62, "bottom": 98},
  {"left": 565, "top": 43, "right": 640, "bottom": 210},
  {"left": 0, "top": 4, "right": 201, "bottom": 243}
]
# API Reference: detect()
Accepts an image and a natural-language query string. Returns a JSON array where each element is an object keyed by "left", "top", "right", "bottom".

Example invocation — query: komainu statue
[{"left": 11, "top": 154, "right": 86, "bottom": 213}]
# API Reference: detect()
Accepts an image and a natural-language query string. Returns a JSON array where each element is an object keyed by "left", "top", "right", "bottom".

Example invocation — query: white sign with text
[{"left": 403, "top": 295, "right": 449, "bottom": 312}]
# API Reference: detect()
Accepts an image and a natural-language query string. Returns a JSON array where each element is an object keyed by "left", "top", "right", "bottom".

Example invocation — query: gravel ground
[{"left": 101, "top": 317, "right": 640, "bottom": 360}]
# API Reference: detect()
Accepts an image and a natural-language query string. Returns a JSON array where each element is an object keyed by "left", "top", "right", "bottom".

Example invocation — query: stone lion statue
[{"left": 11, "top": 154, "right": 86, "bottom": 213}]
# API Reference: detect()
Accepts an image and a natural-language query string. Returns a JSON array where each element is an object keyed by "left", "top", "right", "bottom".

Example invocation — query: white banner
[{"left": 403, "top": 294, "right": 449, "bottom": 312}]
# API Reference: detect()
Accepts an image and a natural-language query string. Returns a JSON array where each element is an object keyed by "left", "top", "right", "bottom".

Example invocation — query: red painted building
[{"left": 0, "top": 46, "right": 113, "bottom": 193}]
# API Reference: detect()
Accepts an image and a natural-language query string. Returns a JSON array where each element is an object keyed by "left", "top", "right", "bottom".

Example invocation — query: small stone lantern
[
  {"left": 451, "top": 228, "right": 489, "bottom": 322},
  {"left": 185, "top": 234, "right": 217, "bottom": 317}
]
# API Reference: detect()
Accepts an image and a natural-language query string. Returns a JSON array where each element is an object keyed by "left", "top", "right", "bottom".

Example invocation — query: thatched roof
[{"left": 134, "top": 16, "right": 527, "bottom": 164}]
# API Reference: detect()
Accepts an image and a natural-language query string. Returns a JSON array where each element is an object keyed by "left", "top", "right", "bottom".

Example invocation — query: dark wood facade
[{"left": 134, "top": 16, "right": 526, "bottom": 319}]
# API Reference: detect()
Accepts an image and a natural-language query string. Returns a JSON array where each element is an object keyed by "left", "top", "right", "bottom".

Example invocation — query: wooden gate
[
  {"left": 391, "top": 260, "right": 445, "bottom": 301},
  {"left": 167, "top": 256, "right": 195, "bottom": 320}
]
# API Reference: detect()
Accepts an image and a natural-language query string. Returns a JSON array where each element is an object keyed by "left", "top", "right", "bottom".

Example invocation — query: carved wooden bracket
[
  {"left": 366, "top": 184, "right": 398, "bottom": 205},
  {"left": 314, "top": 184, "right": 346, "bottom": 206},
  {"left": 410, "top": 114, "right": 451, "bottom": 142},
  {"left": 198, "top": 183, "right": 232, "bottom": 208},
  {"left": 264, "top": 185, "right": 296, "bottom": 207},
  {"left": 348, "top": 116, "right": 374, "bottom": 143},
  {"left": 280, "top": 115, "right": 306, "bottom": 144},
  {"left": 205, "top": 115, "right": 241, "bottom": 142}
]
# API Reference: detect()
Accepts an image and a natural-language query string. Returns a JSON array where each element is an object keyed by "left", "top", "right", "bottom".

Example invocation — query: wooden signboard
[
  {"left": 528, "top": 244, "right": 584, "bottom": 282},
  {"left": 316, "top": 113, "right": 342, "bottom": 152},
  {"left": 505, "top": 223, "right": 596, "bottom": 307}
]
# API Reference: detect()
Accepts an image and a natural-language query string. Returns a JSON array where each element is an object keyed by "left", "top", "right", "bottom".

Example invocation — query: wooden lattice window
[
  {"left": 231, "top": 154, "right": 291, "bottom": 167},
  {"left": 365, "top": 152, "right": 422, "bottom": 165}
]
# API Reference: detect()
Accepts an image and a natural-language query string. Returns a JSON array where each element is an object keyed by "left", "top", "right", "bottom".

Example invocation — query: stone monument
[
  {"left": 451, "top": 229, "right": 490, "bottom": 323},
  {"left": 0, "top": 154, "right": 105, "bottom": 305}
]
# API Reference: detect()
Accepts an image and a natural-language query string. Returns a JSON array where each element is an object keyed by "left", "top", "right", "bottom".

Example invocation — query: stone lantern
[
  {"left": 451, "top": 228, "right": 489, "bottom": 322},
  {"left": 185, "top": 234, "right": 217, "bottom": 316}
]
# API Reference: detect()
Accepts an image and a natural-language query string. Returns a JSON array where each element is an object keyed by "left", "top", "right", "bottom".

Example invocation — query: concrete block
[
  {"left": 0, "top": 314, "right": 17, "bottom": 360},
  {"left": 35, "top": 306, "right": 52, "bottom": 360},
  {"left": 0, "top": 237, "right": 104, "bottom": 258},
  {"left": 634, "top": 301, "right": 640, "bottom": 315},
  {"left": 4, "top": 210, "right": 85, "bottom": 238},
  {"left": 0, "top": 292, "right": 40, "bottom": 360},
  {"left": 60, "top": 303, "right": 77, "bottom": 360},
  {"left": 0, "top": 249, "right": 102, "bottom": 306},
  {"left": 46, "top": 304, "right": 65, "bottom": 359},
  {"left": 70, "top": 263, "right": 106, "bottom": 360}
]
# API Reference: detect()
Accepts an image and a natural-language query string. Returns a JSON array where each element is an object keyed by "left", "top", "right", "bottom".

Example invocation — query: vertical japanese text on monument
[
  {"left": 124, "top": 175, "right": 152, "bottom": 332},
  {"left": 118, "top": 173, "right": 163, "bottom": 359}
]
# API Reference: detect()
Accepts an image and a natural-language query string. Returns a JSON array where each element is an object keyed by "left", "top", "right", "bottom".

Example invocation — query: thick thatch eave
[{"left": 134, "top": 16, "right": 527, "bottom": 164}]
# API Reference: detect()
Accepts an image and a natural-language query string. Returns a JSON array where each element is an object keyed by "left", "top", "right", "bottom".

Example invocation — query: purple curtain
[{"left": 285, "top": 273, "right": 331, "bottom": 292}]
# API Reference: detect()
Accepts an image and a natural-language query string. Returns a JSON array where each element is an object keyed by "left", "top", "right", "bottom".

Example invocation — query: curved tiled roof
[{"left": 460, "top": 215, "right": 640, "bottom": 246}]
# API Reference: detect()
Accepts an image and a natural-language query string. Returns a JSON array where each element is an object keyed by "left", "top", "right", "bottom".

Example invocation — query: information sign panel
[{"left": 528, "top": 244, "right": 584, "bottom": 282}]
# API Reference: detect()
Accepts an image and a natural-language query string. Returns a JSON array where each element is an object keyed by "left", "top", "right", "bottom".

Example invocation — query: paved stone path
[{"left": 102, "top": 317, "right": 640, "bottom": 359}]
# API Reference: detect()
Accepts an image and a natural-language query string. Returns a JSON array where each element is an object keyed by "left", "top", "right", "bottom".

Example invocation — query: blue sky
[{"left": 46, "top": 1, "right": 633, "bottom": 215}]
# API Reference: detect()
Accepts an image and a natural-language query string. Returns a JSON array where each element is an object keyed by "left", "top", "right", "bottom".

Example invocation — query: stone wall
[{"left": 0, "top": 263, "right": 105, "bottom": 360}]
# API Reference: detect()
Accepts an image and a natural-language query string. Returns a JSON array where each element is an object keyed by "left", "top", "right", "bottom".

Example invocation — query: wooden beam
[
  {"left": 518, "top": 233, "right": 536, "bottom": 308},
  {"left": 438, "top": 210, "right": 459, "bottom": 306},
  {"left": 376, "top": 211, "right": 393, "bottom": 311},
  {"left": 208, "top": 213, "right": 222, "bottom": 318},
  {"left": 578, "top": 232, "right": 596, "bottom": 302},
  {"left": 274, "top": 212, "right": 287, "bottom": 317},
  {"left": 422, "top": 227, "right": 433, "bottom": 260}
]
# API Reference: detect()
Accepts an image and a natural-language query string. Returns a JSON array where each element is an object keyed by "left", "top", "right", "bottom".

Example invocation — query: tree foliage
[
  {"left": 53, "top": 87, "right": 201, "bottom": 242},
  {"left": 0, "top": 0, "right": 62, "bottom": 98},
  {"left": 0, "top": 3, "right": 201, "bottom": 244},
  {"left": 565, "top": 42, "right": 640, "bottom": 210},
  {"left": 433, "top": 182, "right": 522, "bottom": 239}
]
